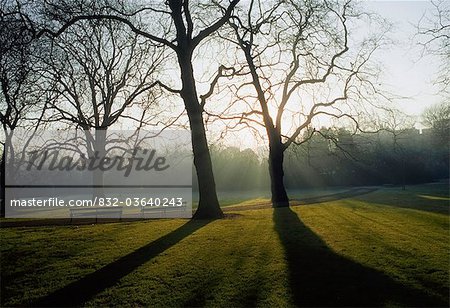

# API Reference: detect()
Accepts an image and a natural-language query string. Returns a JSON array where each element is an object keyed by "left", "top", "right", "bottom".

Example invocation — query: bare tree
[
  {"left": 22, "top": 0, "right": 242, "bottom": 218},
  {"left": 214, "top": 0, "right": 388, "bottom": 206},
  {"left": 417, "top": 0, "right": 450, "bottom": 95},
  {"left": 39, "top": 18, "right": 168, "bottom": 198},
  {"left": 0, "top": 2, "right": 51, "bottom": 216},
  {"left": 422, "top": 101, "right": 450, "bottom": 143},
  {"left": 382, "top": 110, "right": 416, "bottom": 190}
]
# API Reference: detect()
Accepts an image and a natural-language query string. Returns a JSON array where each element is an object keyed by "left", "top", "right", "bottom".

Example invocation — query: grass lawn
[{"left": 0, "top": 184, "right": 448, "bottom": 307}]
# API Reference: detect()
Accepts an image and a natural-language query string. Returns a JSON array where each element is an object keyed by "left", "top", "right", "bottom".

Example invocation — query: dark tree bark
[
  {"left": 177, "top": 47, "right": 222, "bottom": 219},
  {"left": 1, "top": 134, "right": 14, "bottom": 218},
  {"left": 164, "top": 0, "right": 236, "bottom": 219},
  {"left": 93, "top": 128, "right": 106, "bottom": 199},
  {"left": 240, "top": 41, "right": 291, "bottom": 208},
  {"left": 268, "top": 138, "right": 289, "bottom": 207},
  {"left": 0, "top": 145, "right": 5, "bottom": 217}
]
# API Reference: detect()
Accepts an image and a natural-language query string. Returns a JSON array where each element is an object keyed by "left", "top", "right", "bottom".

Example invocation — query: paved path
[{"left": 224, "top": 187, "right": 378, "bottom": 212}]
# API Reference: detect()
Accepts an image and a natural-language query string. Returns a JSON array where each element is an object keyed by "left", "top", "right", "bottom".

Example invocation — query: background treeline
[{"left": 199, "top": 120, "right": 449, "bottom": 191}]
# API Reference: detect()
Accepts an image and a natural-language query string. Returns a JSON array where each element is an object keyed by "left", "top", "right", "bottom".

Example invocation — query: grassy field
[{"left": 0, "top": 184, "right": 448, "bottom": 307}]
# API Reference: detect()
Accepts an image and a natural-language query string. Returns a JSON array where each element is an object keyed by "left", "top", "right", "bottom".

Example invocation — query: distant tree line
[{"left": 203, "top": 105, "right": 449, "bottom": 191}]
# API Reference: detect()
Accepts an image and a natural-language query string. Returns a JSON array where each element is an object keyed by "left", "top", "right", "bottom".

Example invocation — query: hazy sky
[
  {"left": 363, "top": 0, "right": 444, "bottom": 116},
  {"left": 215, "top": 1, "right": 447, "bottom": 149}
]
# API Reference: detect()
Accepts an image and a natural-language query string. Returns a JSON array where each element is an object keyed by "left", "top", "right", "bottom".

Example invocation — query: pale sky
[{"left": 362, "top": 0, "right": 444, "bottom": 116}]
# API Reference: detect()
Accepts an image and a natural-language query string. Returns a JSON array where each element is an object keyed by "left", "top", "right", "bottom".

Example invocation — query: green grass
[{"left": 1, "top": 184, "right": 449, "bottom": 307}]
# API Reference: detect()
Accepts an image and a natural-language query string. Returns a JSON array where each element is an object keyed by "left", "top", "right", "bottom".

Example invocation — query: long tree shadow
[
  {"left": 273, "top": 207, "right": 447, "bottom": 307},
  {"left": 32, "top": 219, "right": 212, "bottom": 307}
]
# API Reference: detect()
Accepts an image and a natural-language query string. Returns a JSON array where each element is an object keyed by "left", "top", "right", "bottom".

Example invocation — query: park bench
[{"left": 69, "top": 206, "right": 123, "bottom": 222}]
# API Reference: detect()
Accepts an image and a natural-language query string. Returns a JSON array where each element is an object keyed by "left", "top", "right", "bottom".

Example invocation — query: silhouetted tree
[
  {"left": 28, "top": 0, "right": 241, "bottom": 218},
  {"left": 40, "top": 18, "right": 167, "bottom": 198},
  {"left": 0, "top": 3, "right": 50, "bottom": 216},
  {"left": 417, "top": 0, "right": 449, "bottom": 95},
  {"left": 220, "top": 0, "right": 388, "bottom": 206},
  {"left": 422, "top": 102, "right": 450, "bottom": 179},
  {"left": 422, "top": 102, "right": 450, "bottom": 143}
]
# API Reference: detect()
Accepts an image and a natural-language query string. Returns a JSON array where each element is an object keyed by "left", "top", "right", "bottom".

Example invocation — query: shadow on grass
[
  {"left": 32, "top": 219, "right": 212, "bottom": 307},
  {"left": 273, "top": 207, "right": 447, "bottom": 307}
]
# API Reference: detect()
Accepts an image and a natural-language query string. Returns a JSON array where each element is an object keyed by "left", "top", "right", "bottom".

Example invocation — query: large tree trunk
[
  {"left": 189, "top": 111, "right": 223, "bottom": 219},
  {"left": 1, "top": 133, "right": 13, "bottom": 217},
  {"left": 178, "top": 51, "right": 223, "bottom": 219},
  {"left": 242, "top": 44, "right": 289, "bottom": 208},
  {"left": 93, "top": 128, "right": 106, "bottom": 200},
  {"left": 1, "top": 144, "right": 5, "bottom": 217},
  {"left": 268, "top": 139, "right": 289, "bottom": 207}
]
